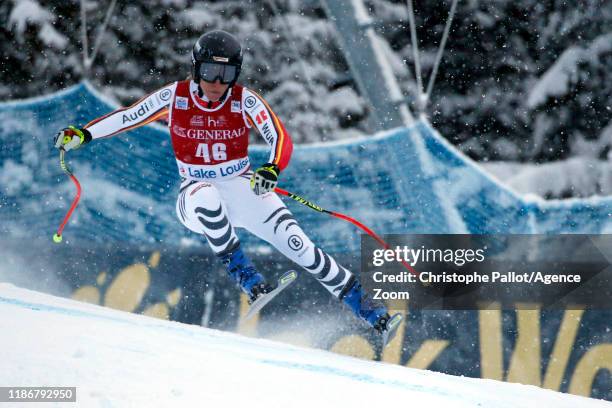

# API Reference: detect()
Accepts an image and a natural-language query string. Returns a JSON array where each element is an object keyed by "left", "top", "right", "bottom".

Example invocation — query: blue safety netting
[{"left": 0, "top": 82, "right": 610, "bottom": 252}]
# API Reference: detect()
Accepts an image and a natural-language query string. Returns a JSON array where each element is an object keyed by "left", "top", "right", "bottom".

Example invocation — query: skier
[{"left": 54, "top": 30, "right": 396, "bottom": 336}]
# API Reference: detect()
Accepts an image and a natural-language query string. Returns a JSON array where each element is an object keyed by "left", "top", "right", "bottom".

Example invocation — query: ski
[
  {"left": 382, "top": 313, "right": 403, "bottom": 347},
  {"left": 244, "top": 270, "right": 298, "bottom": 321}
]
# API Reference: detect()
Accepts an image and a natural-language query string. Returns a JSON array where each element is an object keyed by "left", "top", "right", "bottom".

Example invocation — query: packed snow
[{"left": 1, "top": 283, "right": 610, "bottom": 407}]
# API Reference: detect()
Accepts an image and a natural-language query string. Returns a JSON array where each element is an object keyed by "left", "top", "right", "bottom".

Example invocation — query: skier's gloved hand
[
  {"left": 250, "top": 163, "right": 279, "bottom": 195},
  {"left": 54, "top": 126, "right": 92, "bottom": 152}
]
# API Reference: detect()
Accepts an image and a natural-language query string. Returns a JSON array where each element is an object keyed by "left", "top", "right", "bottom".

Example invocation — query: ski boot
[
  {"left": 219, "top": 246, "right": 273, "bottom": 303},
  {"left": 340, "top": 278, "right": 403, "bottom": 346}
]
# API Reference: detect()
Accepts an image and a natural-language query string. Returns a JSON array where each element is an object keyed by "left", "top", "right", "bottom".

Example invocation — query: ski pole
[
  {"left": 274, "top": 187, "right": 418, "bottom": 276},
  {"left": 53, "top": 150, "right": 82, "bottom": 243}
]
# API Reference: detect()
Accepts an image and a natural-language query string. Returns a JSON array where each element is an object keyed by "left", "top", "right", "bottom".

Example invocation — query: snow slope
[{"left": 0, "top": 283, "right": 609, "bottom": 408}]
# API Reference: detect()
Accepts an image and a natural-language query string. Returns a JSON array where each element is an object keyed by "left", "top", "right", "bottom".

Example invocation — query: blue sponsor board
[{"left": 2, "top": 241, "right": 609, "bottom": 401}]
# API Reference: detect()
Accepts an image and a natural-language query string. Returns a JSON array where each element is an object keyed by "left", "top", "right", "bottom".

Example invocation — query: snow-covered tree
[{"left": 1, "top": 0, "right": 610, "bottom": 163}]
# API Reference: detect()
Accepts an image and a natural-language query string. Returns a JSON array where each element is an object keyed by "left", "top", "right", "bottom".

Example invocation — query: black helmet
[{"left": 191, "top": 30, "right": 243, "bottom": 86}]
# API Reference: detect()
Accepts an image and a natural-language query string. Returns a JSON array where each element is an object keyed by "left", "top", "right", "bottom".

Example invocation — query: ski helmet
[{"left": 191, "top": 30, "right": 243, "bottom": 86}]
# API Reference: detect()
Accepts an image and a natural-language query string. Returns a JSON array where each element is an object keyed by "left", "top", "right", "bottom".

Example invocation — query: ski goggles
[{"left": 199, "top": 63, "right": 238, "bottom": 84}]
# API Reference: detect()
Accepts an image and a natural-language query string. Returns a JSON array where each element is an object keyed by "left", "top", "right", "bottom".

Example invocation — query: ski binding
[
  {"left": 244, "top": 270, "right": 298, "bottom": 320},
  {"left": 382, "top": 313, "right": 403, "bottom": 347}
]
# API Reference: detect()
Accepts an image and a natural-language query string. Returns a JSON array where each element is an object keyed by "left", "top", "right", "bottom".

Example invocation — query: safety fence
[{"left": 0, "top": 82, "right": 610, "bottom": 252}]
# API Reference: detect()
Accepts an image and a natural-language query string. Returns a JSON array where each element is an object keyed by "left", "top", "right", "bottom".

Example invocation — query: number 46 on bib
[{"left": 196, "top": 143, "right": 227, "bottom": 162}]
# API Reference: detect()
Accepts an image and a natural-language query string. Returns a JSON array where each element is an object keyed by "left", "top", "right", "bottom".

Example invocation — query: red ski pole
[
  {"left": 274, "top": 187, "right": 418, "bottom": 276},
  {"left": 53, "top": 150, "right": 82, "bottom": 243}
]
